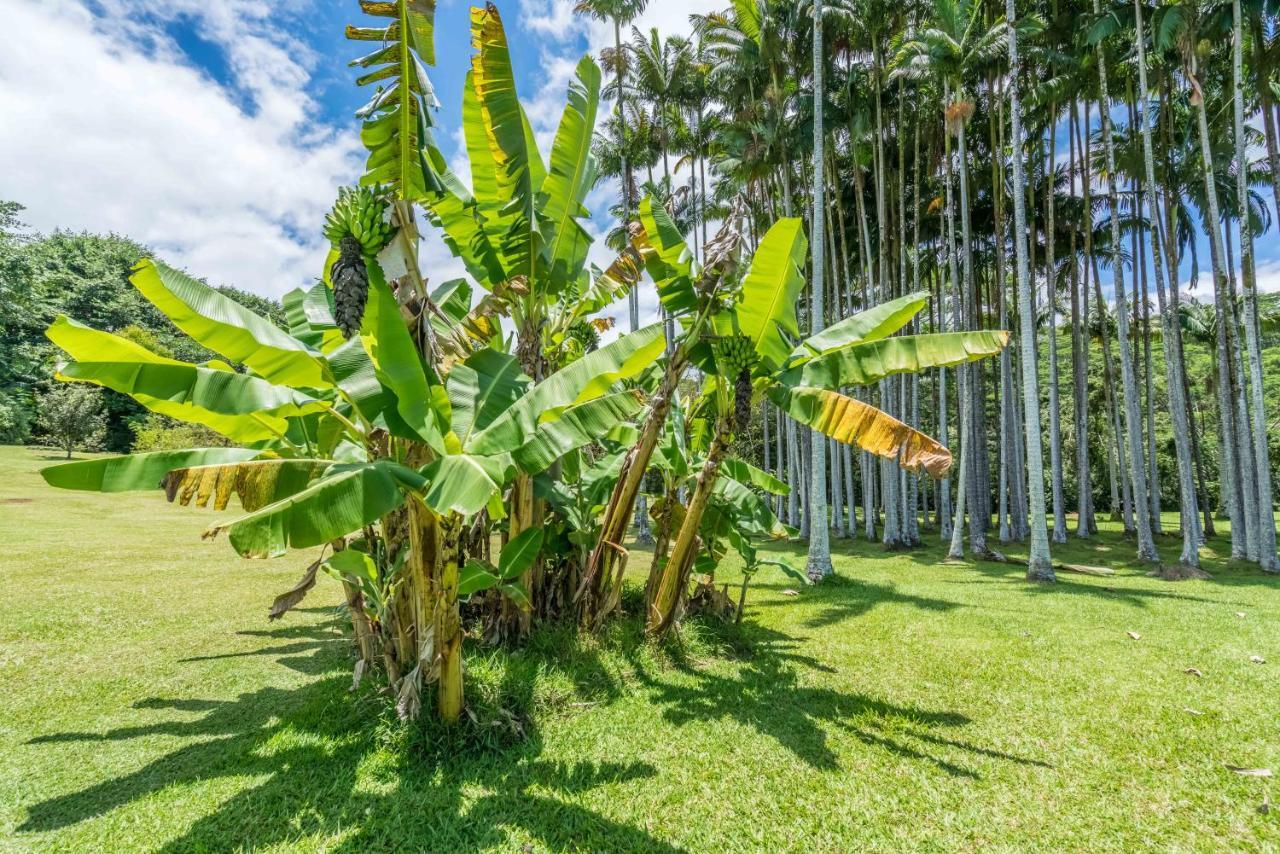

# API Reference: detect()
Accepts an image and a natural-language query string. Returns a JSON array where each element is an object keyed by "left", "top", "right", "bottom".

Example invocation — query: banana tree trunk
[
  {"left": 647, "top": 417, "right": 733, "bottom": 638},
  {"left": 580, "top": 354, "right": 685, "bottom": 626}
]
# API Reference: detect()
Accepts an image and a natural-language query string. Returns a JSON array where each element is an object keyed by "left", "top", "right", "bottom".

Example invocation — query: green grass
[{"left": 1, "top": 444, "right": 1277, "bottom": 851}]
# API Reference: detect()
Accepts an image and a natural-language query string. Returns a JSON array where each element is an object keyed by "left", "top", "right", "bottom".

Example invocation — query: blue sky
[
  {"left": 0, "top": 0, "right": 1274, "bottom": 317},
  {"left": 0, "top": 0, "right": 716, "bottom": 323}
]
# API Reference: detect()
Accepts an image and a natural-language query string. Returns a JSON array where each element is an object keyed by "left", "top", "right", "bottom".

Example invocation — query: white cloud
[{"left": 0, "top": 0, "right": 360, "bottom": 298}]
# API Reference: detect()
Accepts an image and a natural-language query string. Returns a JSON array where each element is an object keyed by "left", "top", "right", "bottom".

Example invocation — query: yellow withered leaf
[{"left": 162, "top": 460, "right": 331, "bottom": 512}]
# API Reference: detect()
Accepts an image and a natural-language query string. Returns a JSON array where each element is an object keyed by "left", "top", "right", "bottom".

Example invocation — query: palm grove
[
  {"left": 582, "top": 0, "right": 1280, "bottom": 575},
  {"left": 23, "top": 0, "right": 1280, "bottom": 724}
]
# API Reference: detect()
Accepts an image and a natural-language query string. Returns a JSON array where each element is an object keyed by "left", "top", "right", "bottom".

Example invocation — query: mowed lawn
[{"left": 1, "top": 444, "right": 1277, "bottom": 851}]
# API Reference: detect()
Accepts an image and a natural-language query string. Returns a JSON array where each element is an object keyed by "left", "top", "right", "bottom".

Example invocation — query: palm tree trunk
[
  {"left": 1006, "top": 0, "right": 1052, "bottom": 575},
  {"left": 807, "top": 0, "right": 833, "bottom": 579},
  {"left": 1189, "top": 53, "right": 1250, "bottom": 561},
  {"left": 1091, "top": 26, "right": 1158, "bottom": 560},
  {"left": 1233, "top": 0, "right": 1279, "bottom": 571},
  {"left": 1132, "top": 0, "right": 1199, "bottom": 566}
]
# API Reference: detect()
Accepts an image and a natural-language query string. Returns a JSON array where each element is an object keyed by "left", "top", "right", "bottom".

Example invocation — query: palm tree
[
  {"left": 1091, "top": 0, "right": 1159, "bottom": 562},
  {"left": 1128, "top": 0, "right": 1202, "bottom": 570},
  {"left": 895, "top": 0, "right": 1010, "bottom": 557},
  {"left": 806, "top": 0, "right": 834, "bottom": 580},
  {"left": 1005, "top": 0, "right": 1052, "bottom": 581},
  {"left": 1231, "top": 0, "right": 1279, "bottom": 571}
]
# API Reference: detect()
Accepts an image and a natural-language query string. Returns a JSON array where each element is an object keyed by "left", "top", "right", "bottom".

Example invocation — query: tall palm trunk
[
  {"left": 1044, "top": 121, "right": 1067, "bottom": 544},
  {"left": 1133, "top": 0, "right": 1200, "bottom": 567},
  {"left": 1006, "top": 0, "right": 1051, "bottom": 577},
  {"left": 1092, "top": 21, "right": 1158, "bottom": 561},
  {"left": 1233, "top": 0, "right": 1279, "bottom": 571},
  {"left": 1188, "top": 52, "right": 1250, "bottom": 560},
  {"left": 807, "top": 0, "right": 834, "bottom": 579}
]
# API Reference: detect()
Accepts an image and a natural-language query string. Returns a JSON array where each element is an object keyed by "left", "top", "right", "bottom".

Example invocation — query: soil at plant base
[{"left": 1149, "top": 564, "right": 1213, "bottom": 581}]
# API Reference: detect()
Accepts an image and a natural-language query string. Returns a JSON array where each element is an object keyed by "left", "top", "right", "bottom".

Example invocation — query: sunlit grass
[{"left": 1, "top": 445, "right": 1276, "bottom": 850}]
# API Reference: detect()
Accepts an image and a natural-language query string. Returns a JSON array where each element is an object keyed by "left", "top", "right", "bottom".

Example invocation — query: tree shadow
[
  {"left": 628, "top": 622, "right": 1048, "bottom": 779},
  {"left": 19, "top": 617, "right": 679, "bottom": 852},
  {"left": 751, "top": 575, "right": 962, "bottom": 628}
]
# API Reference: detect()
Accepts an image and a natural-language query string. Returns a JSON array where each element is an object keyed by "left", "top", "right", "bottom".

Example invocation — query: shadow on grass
[
  {"left": 20, "top": 616, "right": 680, "bottom": 851},
  {"left": 750, "top": 574, "right": 961, "bottom": 628},
  {"left": 629, "top": 620, "right": 1049, "bottom": 779},
  {"left": 20, "top": 588, "right": 1052, "bottom": 848}
]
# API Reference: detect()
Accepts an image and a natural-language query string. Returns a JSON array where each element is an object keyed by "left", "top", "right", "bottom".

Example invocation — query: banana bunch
[
  {"left": 712, "top": 334, "right": 755, "bottom": 379},
  {"left": 323, "top": 186, "right": 394, "bottom": 257},
  {"left": 711, "top": 335, "right": 757, "bottom": 430}
]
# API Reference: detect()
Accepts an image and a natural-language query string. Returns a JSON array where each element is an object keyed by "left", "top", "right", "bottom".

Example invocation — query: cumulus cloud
[{"left": 0, "top": 0, "right": 361, "bottom": 297}]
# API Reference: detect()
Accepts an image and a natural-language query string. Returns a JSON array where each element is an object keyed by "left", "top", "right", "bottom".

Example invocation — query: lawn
[{"left": 1, "top": 443, "right": 1277, "bottom": 851}]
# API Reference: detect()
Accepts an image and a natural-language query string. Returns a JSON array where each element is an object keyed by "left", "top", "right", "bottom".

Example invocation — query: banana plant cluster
[
  {"left": 605, "top": 197, "right": 1011, "bottom": 636},
  {"left": 38, "top": 0, "right": 1011, "bottom": 724}
]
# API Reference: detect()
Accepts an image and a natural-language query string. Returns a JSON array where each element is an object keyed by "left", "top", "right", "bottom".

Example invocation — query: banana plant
[
  {"left": 421, "top": 3, "right": 644, "bottom": 379},
  {"left": 638, "top": 216, "right": 1012, "bottom": 637},
  {"left": 38, "top": 252, "right": 665, "bottom": 722}
]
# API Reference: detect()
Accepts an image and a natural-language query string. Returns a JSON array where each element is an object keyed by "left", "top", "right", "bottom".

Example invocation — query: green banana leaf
[
  {"left": 210, "top": 461, "right": 426, "bottom": 558},
  {"left": 447, "top": 349, "right": 528, "bottom": 448},
  {"left": 512, "top": 390, "right": 642, "bottom": 474},
  {"left": 131, "top": 259, "right": 332, "bottom": 389},
  {"left": 790, "top": 291, "right": 929, "bottom": 362},
  {"left": 468, "top": 323, "right": 665, "bottom": 455},
  {"left": 636, "top": 197, "right": 698, "bottom": 314},
  {"left": 41, "top": 448, "right": 259, "bottom": 492},
  {"left": 777, "top": 330, "right": 1010, "bottom": 389},
  {"left": 419, "top": 454, "right": 508, "bottom": 518},
  {"left": 720, "top": 458, "right": 789, "bottom": 496},
  {"left": 358, "top": 261, "right": 451, "bottom": 453},
  {"left": 736, "top": 218, "right": 807, "bottom": 371},
  {"left": 498, "top": 527, "right": 544, "bottom": 578},
  {"left": 713, "top": 475, "right": 790, "bottom": 538},
  {"left": 470, "top": 4, "right": 540, "bottom": 280},
  {"left": 348, "top": 0, "right": 445, "bottom": 198},
  {"left": 540, "top": 55, "right": 600, "bottom": 294},
  {"left": 48, "top": 316, "right": 321, "bottom": 443}
]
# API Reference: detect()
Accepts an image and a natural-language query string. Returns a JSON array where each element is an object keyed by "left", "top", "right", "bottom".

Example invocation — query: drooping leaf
[
  {"left": 162, "top": 459, "right": 332, "bottom": 511},
  {"left": 512, "top": 390, "right": 642, "bottom": 474},
  {"left": 777, "top": 330, "right": 1010, "bottom": 389},
  {"left": 790, "top": 291, "right": 929, "bottom": 362},
  {"left": 47, "top": 316, "right": 322, "bottom": 442},
  {"left": 419, "top": 454, "right": 507, "bottom": 517},
  {"left": 41, "top": 448, "right": 259, "bottom": 492},
  {"left": 736, "top": 218, "right": 807, "bottom": 370},
  {"left": 209, "top": 461, "right": 426, "bottom": 558},
  {"left": 468, "top": 323, "right": 665, "bottom": 455},
  {"left": 498, "top": 527, "right": 544, "bottom": 579},
  {"left": 131, "top": 259, "right": 332, "bottom": 389},
  {"left": 268, "top": 558, "right": 322, "bottom": 620},
  {"left": 770, "top": 385, "right": 953, "bottom": 478}
]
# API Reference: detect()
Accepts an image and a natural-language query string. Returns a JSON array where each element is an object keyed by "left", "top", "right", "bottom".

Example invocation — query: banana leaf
[
  {"left": 210, "top": 461, "right": 426, "bottom": 558},
  {"left": 776, "top": 330, "right": 1010, "bottom": 389},
  {"left": 736, "top": 218, "right": 807, "bottom": 370},
  {"left": 769, "top": 385, "right": 953, "bottom": 478},
  {"left": 41, "top": 448, "right": 259, "bottom": 492},
  {"left": 131, "top": 259, "right": 332, "bottom": 389}
]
